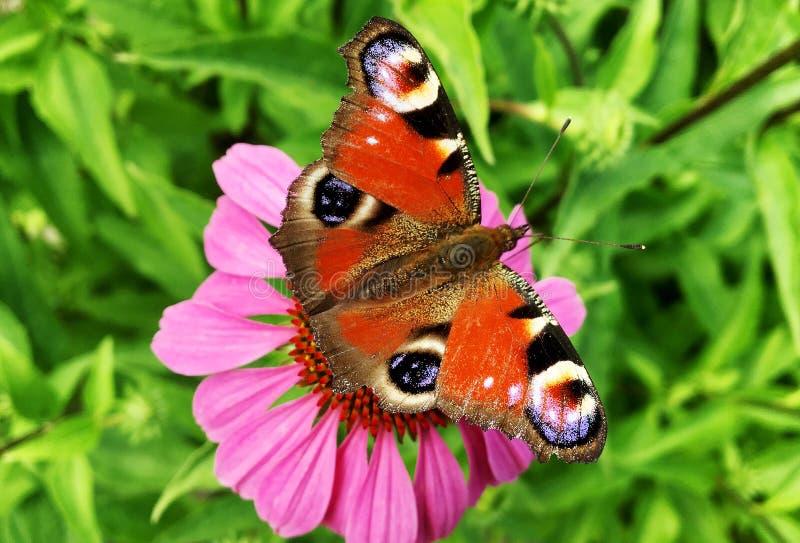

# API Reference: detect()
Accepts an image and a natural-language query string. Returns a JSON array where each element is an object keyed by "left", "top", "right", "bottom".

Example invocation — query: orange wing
[
  {"left": 309, "top": 264, "right": 606, "bottom": 463},
  {"left": 322, "top": 16, "right": 480, "bottom": 225},
  {"left": 436, "top": 266, "right": 606, "bottom": 462}
]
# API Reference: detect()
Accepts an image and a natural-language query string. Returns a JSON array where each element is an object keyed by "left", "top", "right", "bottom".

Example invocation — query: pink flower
[{"left": 152, "top": 144, "right": 587, "bottom": 542}]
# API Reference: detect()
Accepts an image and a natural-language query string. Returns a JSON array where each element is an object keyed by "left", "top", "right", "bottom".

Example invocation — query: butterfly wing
[
  {"left": 272, "top": 16, "right": 480, "bottom": 313},
  {"left": 311, "top": 263, "right": 606, "bottom": 462},
  {"left": 271, "top": 17, "right": 606, "bottom": 462},
  {"left": 323, "top": 16, "right": 480, "bottom": 225},
  {"left": 271, "top": 160, "right": 442, "bottom": 315},
  {"left": 436, "top": 264, "right": 606, "bottom": 463}
]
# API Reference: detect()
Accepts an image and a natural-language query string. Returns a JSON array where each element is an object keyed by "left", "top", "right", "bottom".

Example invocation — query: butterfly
[{"left": 270, "top": 16, "right": 606, "bottom": 463}]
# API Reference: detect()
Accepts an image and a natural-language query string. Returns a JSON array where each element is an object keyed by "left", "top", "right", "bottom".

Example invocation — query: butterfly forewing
[{"left": 323, "top": 16, "right": 481, "bottom": 226}]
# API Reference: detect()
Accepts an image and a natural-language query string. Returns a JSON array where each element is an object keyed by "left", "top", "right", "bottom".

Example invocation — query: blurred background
[{"left": 1, "top": 0, "right": 799, "bottom": 541}]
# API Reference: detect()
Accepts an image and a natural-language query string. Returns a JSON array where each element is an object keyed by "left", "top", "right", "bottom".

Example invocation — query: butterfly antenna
[
  {"left": 525, "top": 232, "right": 646, "bottom": 250},
  {"left": 508, "top": 118, "right": 571, "bottom": 225}
]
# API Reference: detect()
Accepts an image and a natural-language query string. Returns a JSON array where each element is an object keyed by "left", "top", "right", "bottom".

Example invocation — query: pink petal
[
  {"left": 478, "top": 184, "right": 536, "bottom": 282},
  {"left": 193, "top": 365, "right": 300, "bottom": 442},
  {"left": 413, "top": 425, "right": 468, "bottom": 543},
  {"left": 204, "top": 196, "right": 285, "bottom": 278},
  {"left": 534, "top": 276, "right": 586, "bottom": 336},
  {"left": 151, "top": 300, "right": 295, "bottom": 375},
  {"left": 214, "top": 394, "right": 319, "bottom": 496},
  {"left": 457, "top": 421, "right": 497, "bottom": 506},
  {"left": 479, "top": 184, "right": 504, "bottom": 228},
  {"left": 213, "top": 144, "right": 300, "bottom": 227},
  {"left": 193, "top": 271, "right": 292, "bottom": 317},
  {"left": 506, "top": 203, "right": 528, "bottom": 230},
  {"left": 346, "top": 430, "right": 418, "bottom": 543},
  {"left": 483, "top": 429, "right": 534, "bottom": 483},
  {"left": 255, "top": 409, "right": 339, "bottom": 537},
  {"left": 501, "top": 204, "right": 535, "bottom": 282},
  {"left": 323, "top": 425, "right": 370, "bottom": 535}
]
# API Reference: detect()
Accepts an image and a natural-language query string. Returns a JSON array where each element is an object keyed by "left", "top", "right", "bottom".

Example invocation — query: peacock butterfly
[{"left": 270, "top": 16, "right": 606, "bottom": 462}]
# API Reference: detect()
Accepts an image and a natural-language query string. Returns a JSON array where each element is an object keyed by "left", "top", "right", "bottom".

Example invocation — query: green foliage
[{"left": 0, "top": 0, "right": 799, "bottom": 542}]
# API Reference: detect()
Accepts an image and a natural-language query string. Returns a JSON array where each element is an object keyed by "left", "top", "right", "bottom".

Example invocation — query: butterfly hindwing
[
  {"left": 436, "top": 265, "right": 606, "bottom": 462},
  {"left": 308, "top": 279, "right": 464, "bottom": 406},
  {"left": 310, "top": 262, "right": 606, "bottom": 462}
]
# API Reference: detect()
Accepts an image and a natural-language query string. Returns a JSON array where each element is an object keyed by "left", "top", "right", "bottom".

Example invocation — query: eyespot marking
[
  {"left": 361, "top": 35, "right": 440, "bottom": 113},
  {"left": 525, "top": 360, "right": 601, "bottom": 447},
  {"left": 388, "top": 351, "right": 441, "bottom": 394},
  {"left": 313, "top": 175, "right": 362, "bottom": 227}
]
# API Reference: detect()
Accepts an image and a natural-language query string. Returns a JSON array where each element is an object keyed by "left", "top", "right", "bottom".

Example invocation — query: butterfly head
[{"left": 494, "top": 223, "right": 530, "bottom": 253}]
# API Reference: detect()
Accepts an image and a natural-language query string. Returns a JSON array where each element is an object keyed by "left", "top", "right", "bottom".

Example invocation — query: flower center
[{"left": 287, "top": 302, "right": 448, "bottom": 440}]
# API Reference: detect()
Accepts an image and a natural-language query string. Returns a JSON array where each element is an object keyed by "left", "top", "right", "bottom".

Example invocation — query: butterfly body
[
  {"left": 270, "top": 17, "right": 607, "bottom": 463},
  {"left": 349, "top": 223, "right": 526, "bottom": 301}
]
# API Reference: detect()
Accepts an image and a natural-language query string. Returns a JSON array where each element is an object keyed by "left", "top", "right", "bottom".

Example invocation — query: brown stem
[
  {"left": 489, "top": 98, "right": 534, "bottom": 117},
  {"left": 0, "top": 423, "right": 51, "bottom": 458},
  {"left": 546, "top": 13, "right": 584, "bottom": 86},
  {"left": 647, "top": 36, "right": 800, "bottom": 144},
  {"left": 765, "top": 97, "right": 800, "bottom": 128}
]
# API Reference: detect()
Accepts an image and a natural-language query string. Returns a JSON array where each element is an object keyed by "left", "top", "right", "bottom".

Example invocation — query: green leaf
[
  {"left": 640, "top": 0, "right": 699, "bottom": 112},
  {"left": 44, "top": 456, "right": 103, "bottom": 543},
  {"left": 748, "top": 127, "right": 800, "bottom": 354},
  {"left": 705, "top": 0, "right": 745, "bottom": 52},
  {"left": 595, "top": 0, "right": 661, "bottom": 99},
  {"left": 708, "top": 0, "right": 795, "bottom": 91},
  {"left": 620, "top": 401, "right": 742, "bottom": 465},
  {"left": 151, "top": 442, "right": 219, "bottom": 522},
  {"left": 90, "top": 431, "right": 198, "bottom": 496},
  {"left": 152, "top": 495, "right": 269, "bottom": 543},
  {"left": 619, "top": 173, "right": 714, "bottom": 243},
  {"left": 0, "top": 198, "right": 64, "bottom": 365},
  {"left": 674, "top": 237, "right": 733, "bottom": 333},
  {"left": 634, "top": 490, "right": 681, "bottom": 543},
  {"left": 2, "top": 416, "right": 100, "bottom": 463},
  {"left": 0, "top": 58, "right": 37, "bottom": 93},
  {"left": 0, "top": 464, "right": 38, "bottom": 516},
  {"left": 546, "top": 69, "right": 800, "bottom": 275},
  {"left": 394, "top": 0, "right": 494, "bottom": 162},
  {"left": 20, "top": 112, "right": 91, "bottom": 249},
  {"left": 31, "top": 42, "right": 137, "bottom": 217},
  {"left": 117, "top": 33, "right": 343, "bottom": 103},
  {"left": 86, "top": 0, "right": 200, "bottom": 50},
  {"left": 95, "top": 214, "right": 198, "bottom": 299},
  {"left": 768, "top": 514, "right": 800, "bottom": 542},
  {"left": 533, "top": 36, "right": 558, "bottom": 107},
  {"left": 47, "top": 351, "right": 95, "bottom": 414},
  {"left": 750, "top": 443, "right": 800, "bottom": 514},
  {"left": 219, "top": 78, "right": 254, "bottom": 133},
  {"left": 668, "top": 245, "right": 763, "bottom": 405},
  {"left": 0, "top": 11, "right": 44, "bottom": 63},
  {"left": 0, "top": 497, "right": 64, "bottom": 543},
  {"left": 0, "top": 302, "right": 58, "bottom": 420},
  {"left": 82, "top": 337, "right": 115, "bottom": 418},
  {"left": 764, "top": 481, "right": 800, "bottom": 514},
  {"left": 671, "top": 490, "right": 728, "bottom": 543},
  {"left": 748, "top": 327, "right": 797, "bottom": 387},
  {"left": 131, "top": 170, "right": 207, "bottom": 284}
]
